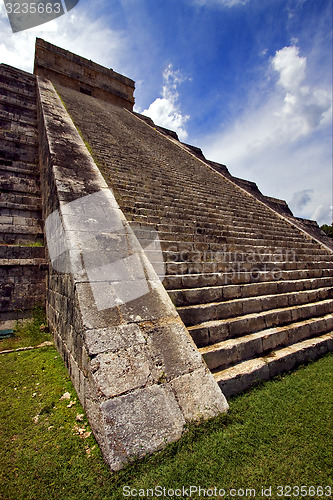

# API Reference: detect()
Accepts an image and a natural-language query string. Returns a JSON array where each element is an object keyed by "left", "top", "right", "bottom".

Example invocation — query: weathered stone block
[
  {"left": 237, "top": 334, "right": 263, "bottom": 361},
  {"left": 145, "top": 321, "right": 203, "bottom": 381},
  {"left": 91, "top": 345, "right": 151, "bottom": 398},
  {"left": 170, "top": 367, "right": 229, "bottom": 421},
  {"left": 84, "top": 323, "right": 145, "bottom": 356},
  {"left": 209, "top": 320, "right": 230, "bottom": 343},
  {"left": 189, "top": 325, "right": 210, "bottom": 347},
  {"left": 266, "top": 348, "right": 297, "bottom": 378},
  {"left": 74, "top": 282, "right": 123, "bottom": 329},
  {"left": 100, "top": 385, "right": 185, "bottom": 471}
]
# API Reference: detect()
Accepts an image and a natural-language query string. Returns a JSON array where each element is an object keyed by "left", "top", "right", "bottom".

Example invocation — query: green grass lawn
[
  {"left": 0, "top": 335, "right": 332, "bottom": 500},
  {"left": 0, "top": 308, "right": 51, "bottom": 353}
]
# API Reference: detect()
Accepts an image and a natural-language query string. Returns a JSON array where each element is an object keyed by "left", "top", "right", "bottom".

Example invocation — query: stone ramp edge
[{"left": 36, "top": 76, "right": 229, "bottom": 472}]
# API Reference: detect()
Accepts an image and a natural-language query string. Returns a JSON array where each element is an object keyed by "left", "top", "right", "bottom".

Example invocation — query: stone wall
[
  {"left": 0, "top": 64, "right": 46, "bottom": 324},
  {"left": 36, "top": 76, "right": 228, "bottom": 471},
  {"left": 34, "top": 38, "right": 135, "bottom": 110},
  {"left": 0, "top": 246, "right": 46, "bottom": 319}
]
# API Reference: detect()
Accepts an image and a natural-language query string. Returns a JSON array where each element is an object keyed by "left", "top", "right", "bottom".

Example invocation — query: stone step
[
  {"left": 163, "top": 268, "right": 333, "bottom": 290},
  {"left": 0, "top": 128, "right": 37, "bottom": 146},
  {"left": 0, "top": 168, "right": 40, "bottom": 184},
  {"left": 113, "top": 173, "right": 250, "bottom": 199},
  {"left": 0, "top": 245, "right": 45, "bottom": 259},
  {"left": 0, "top": 109, "right": 36, "bottom": 128},
  {"left": 0, "top": 93, "right": 36, "bottom": 113},
  {"left": 137, "top": 226, "right": 320, "bottom": 249},
  {"left": 0, "top": 102, "right": 36, "bottom": 124},
  {"left": 0, "top": 206, "right": 42, "bottom": 219},
  {"left": 200, "top": 314, "right": 333, "bottom": 372},
  {"left": 128, "top": 206, "right": 297, "bottom": 233},
  {"left": 0, "top": 141, "right": 37, "bottom": 164},
  {"left": 0, "top": 233, "right": 44, "bottom": 245},
  {"left": 0, "top": 161, "right": 40, "bottom": 176},
  {"left": 0, "top": 149, "right": 37, "bottom": 165},
  {"left": 178, "top": 287, "right": 333, "bottom": 326},
  {"left": 158, "top": 238, "right": 324, "bottom": 255},
  {"left": 124, "top": 200, "right": 292, "bottom": 229},
  {"left": 0, "top": 257, "right": 47, "bottom": 267},
  {"left": 0, "top": 214, "right": 43, "bottom": 228},
  {"left": 0, "top": 75, "right": 36, "bottom": 99},
  {"left": 156, "top": 223, "right": 311, "bottom": 244},
  {"left": 0, "top": 194, "right": 42, "bottom": 211},
  {"left": 0, "top": 115, "right": 37, "bottom": 138},
  {"left": 121, "top": 186, "right": 287, "bottom": 220},
  {"left": 0, "top": 64, "right": 36, "bottom": 86},
  {"left": 0, "top": 175, "right": 40, "bottom": 194},
  {"left": 0, "top": 215, "right": 44, "bottom": 241},
  {"left": 187, "top": 298, "right": 333, "bottom": 347},
  {"left": 123, "top": 194, "right": 260, "bottom": 212},
  {"left": 123, "top": 193, "right": 265, "bottom": 212},
  {"left": 129, "top": 211, "right": 322, "bottom": 251},
  {"left": 168, "top": 276, "right": 333, "bottom": 306},
  {"left": 156, "top": 248, "right": 333, "bottom": 265},
  {"left": 156, "top": 231, "right": 310, "bottom": 250},
  {"left": 0, "top": 216, "right": 43, "bottom": 235},
  {"left": 0, "top": 85, "right": 36, "bottom": 107},
  {"left": 164, "top": 260, "right": 333, "bottom": 277},
  {"left": 213, "top": 332, "right": 333, "bottom": 397},
  {"left": 122, "top": 195, "right": 274, "bottom": 221},
  {"left": 157, "top": 243, "right": 333, "bottom": 262}
]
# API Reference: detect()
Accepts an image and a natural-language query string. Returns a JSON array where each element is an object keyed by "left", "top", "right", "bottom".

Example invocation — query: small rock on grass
[{"left": 60, "top": 392, "right": 71, "bottom": 400}]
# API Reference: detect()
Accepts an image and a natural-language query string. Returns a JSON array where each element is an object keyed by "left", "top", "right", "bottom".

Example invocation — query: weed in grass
[{"left": 19, "top": 240, "right": 44, "bottom": 247}]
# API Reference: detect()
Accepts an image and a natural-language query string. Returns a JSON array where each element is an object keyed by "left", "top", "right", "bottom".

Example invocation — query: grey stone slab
[
  {"left": 170, "top": 367, "right": 229, "bottom": 421},
  {"left": 145, "top": 320, "right": 203, "bottom": 381},
  {"left": 74, "top": 282, "right": 123, "bottom": 329},
  {"left": 100, "top": 385, "right": 185, "bottom": 470},
  {"left": 209, "top": 320, "right": 231, "bottom": 343},
  {"left": 84, "top": 323, "right": 145, "bottom": 356},
  {"left": 188, "top": 324, "right": 210, "bottom": 347},
  {"left": 91, "top": 344, "right": 151, "bottom": 398},
  {"left": 119, "top": 281, "right": 178, "bottom": 323}
]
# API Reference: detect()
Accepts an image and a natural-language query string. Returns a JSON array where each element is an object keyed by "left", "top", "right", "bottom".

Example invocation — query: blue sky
[{"left": 0, "top": 0, "right": 332, "bottom": 225}]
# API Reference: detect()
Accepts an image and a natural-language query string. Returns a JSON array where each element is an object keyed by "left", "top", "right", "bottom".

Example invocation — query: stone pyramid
[{"left": 0, "top": 38, "right": 332, "bottom": 470}]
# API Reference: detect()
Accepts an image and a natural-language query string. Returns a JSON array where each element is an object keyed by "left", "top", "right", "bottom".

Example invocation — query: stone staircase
[
  {"left": 0, "top": 64, "right": 46, "bottom": 325},
  {"left": 55, "top": 85, "right": 333, "bottom": 396}
]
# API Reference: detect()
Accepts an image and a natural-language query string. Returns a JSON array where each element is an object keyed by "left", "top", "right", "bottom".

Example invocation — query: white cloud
[
  {"left": 272, "top": 45, "right": 306, "bottom": 90},
  {"left": 192, "top": 0, "right": 250, "bottom": 7},
  {"left": 0, "top": 3, "right": 127, "bottom": 74},
  {"left": 142, "top": 64, "right": 190, "bottom": 141},
  {"left": 311, "top": 205, "right": 332, "bottom": 226},
  {"left": 201, "top": 44, "right": 332, "bottom": 225},
  {"left": 272, "top": 46, "right": 331, "bottom": 138},
  {"left": 289, "top": 189, "right": 313, "bottom": 211}
]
